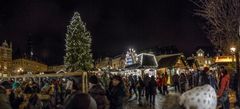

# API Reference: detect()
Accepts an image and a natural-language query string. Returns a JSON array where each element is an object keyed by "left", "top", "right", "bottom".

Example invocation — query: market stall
[
  {"left": 156, "top": 53, "right": 189, "bottom": 85},
  {"left": 125, "top": 53, "right": 158, "bottom": 77}
]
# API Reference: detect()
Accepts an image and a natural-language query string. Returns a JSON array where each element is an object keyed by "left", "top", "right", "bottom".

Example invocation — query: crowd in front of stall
[{"left": 0, "top": 66, "right": 239, "bottom": 109}]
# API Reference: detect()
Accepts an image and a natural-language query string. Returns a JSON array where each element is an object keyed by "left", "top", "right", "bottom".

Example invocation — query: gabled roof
[
  {"left": 196, "top": 49, "right": 204, "bottom": 54},
  {"left": 157, "top": 53, "right": 188, "bottom": 68},
  {"left": 195, "top": 46, "right": 216, "bottom": 57}
]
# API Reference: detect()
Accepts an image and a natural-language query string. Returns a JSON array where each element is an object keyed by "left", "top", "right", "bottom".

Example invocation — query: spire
[
  {"left": 26, "top": 36, "right": 34, "bottom": 58},
  {"left": 2, "top": 40, "right": 8, "bottom": 47}
]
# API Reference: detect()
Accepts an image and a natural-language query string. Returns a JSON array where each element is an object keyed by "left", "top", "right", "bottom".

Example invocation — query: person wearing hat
[
  {"left": 89, "top": 75, "right": 109, "bottom": 109},
  {"left": 107, "top": 75, "right": 126, "bottom": 109}
]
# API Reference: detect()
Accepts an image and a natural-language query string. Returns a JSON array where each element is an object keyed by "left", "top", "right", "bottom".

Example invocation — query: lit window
[
  {"left": 205, "top": 60, "right": 208, "bottom": 64},
  {"left": 198, "top": 53, "right": 203, "bottom": 57},
  {"left": 208, "top": 60, "right": 211, "bottom": 64}
]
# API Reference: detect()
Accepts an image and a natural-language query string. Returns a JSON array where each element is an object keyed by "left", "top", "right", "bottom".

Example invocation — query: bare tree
[{"left": 193, "top": 0, "right": 240, "bottom": 53}]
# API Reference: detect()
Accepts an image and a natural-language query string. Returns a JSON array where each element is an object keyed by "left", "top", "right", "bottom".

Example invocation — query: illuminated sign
[{"left": 215, "top": 56, "right": 235, "bottom": 63}]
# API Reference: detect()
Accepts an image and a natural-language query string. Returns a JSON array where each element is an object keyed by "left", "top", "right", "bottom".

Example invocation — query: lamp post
[
  {"left": 17, "top": 68, "right": 24, "bottom": 75},
  {"left": 230, "top": 47, "right": 236, "bottom": 68}
]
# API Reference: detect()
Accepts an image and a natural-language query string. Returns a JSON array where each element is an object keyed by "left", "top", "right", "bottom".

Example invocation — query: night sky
[{"left": 0, "top": 0, "right": 211, "bottom": 65}]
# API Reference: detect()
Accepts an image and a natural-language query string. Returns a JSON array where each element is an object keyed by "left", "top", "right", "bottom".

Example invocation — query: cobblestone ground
[
  {"left": 123, "top": 88, "right": 238, "bottom": 109},
  {"left": 123, "top": 94, "right": 166, "bottom": 109}
]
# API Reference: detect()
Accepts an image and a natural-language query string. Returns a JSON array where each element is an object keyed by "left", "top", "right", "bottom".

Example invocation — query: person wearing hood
[
  {"left": 218, "top": 69, "right": 230, "bottom": 109},
  {"left": 89, "top": 75, "right": 109, "bottom": 109},
  {"left": 0, "top": 85, "right": 12, "bottom": 109}
]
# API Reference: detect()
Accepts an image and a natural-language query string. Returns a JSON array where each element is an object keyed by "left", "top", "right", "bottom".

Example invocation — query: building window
[
  {"left": 205, "top": 60, "right": 208, "bottom": 64},
  {"left": 208, "top": 60, "right": 211, "bottom": 64},
  {"left": 4, "top": 66, "right": 7, "bottom": 70}
]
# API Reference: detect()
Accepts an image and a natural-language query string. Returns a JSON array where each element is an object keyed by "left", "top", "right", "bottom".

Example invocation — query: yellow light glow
[
  {"left": 215, "top": 56, "right": 235, "bottom": 63},
  {"left": 230, "top": 47, "right": 236, "bottom": 53}
]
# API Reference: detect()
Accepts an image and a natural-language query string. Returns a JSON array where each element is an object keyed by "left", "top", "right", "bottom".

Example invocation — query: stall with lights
[
  {"left": 125, "top": 52, "right": 158, "bottom": 77},
  {"left": 156, "top": 53, "right": 189, "bottom": 85}
]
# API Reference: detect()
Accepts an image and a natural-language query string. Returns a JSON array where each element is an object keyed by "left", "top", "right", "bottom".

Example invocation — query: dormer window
[
  {"left": 198, "top": 53, "right": 203, "bottom": 57},
  {"left": 197, "top": 49, "right": 205, "bottom": 57}
]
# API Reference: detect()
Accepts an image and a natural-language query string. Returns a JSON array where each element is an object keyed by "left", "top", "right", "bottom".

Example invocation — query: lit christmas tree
[{"left": 64, "top": 12, "right": 93, "bottom": 72}]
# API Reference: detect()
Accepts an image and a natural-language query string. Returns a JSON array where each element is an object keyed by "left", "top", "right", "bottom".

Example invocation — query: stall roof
[
  {"left": 157, "top": 54, "right": 188, "bottom": 68},
  {"left": 186, "top": 58, "right": 199, "bottom": 68},
  {"left": 125, "top": 53, "right": 158, "bottom": 69}
]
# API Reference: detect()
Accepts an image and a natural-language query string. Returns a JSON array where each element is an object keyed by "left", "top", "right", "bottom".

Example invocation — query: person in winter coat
[
  {"left": 218, "top": 69, "right": 230, "bottom": 109},
  {"left": 230, "top": 71, "right": 240, "bottom": 107},
  {"left": 186, "top": 72, "right": 193, "bottom": 89},
  {"left": 107, "top": 75, "right": 126, "bottom": 109},
  {"left": 208, "top": 70, "right": 218, "bottom": 91},
  {"left": 26, "top": 93, "right": 43, "bottom": 109},
  {"left": 136, "top": 76, "right": 144, "bottom": 101},
  {"left": 64, "top": 91, "right": 97, "bottom": 109},
  {"left": 65, "top": 78, "right": 73, "bottom": 97},
  {"left": 64, "top": 76, "right": 97, "bottom": 109},
  {"left": 128, "top": 74, "right": 137, "bottom": 99},
  {"left": 172, "top": 72, "right": 180, "bottom": 92},
  {"left": 179, "top": 73, "right": 187, "bottom": 93},
  {"left": 157, "top": 76, "right": 163, "bottom": 94},
  {"left": 143, "top": 74, "right": 150, "bottom": 101},
  {"left": 0, "top": 85, "right": 12, "bottom": 109},
  {"left": 162, "top": 73, "right": 169, "bottom": 95},
  {"left": 10, "top": 82, "right": 24, "bottom": 109},
  {"left": 199, "top": 67, "right": 210, "bottom": 86},
  {"left": 148, "top": 76, "right": 157, "bottom": 106},
  {"left": 89, "top": 75, "right": 109, "bottom": 109},
  {"left": 192, "top": 70, "right": 200, "bottom": 87}
]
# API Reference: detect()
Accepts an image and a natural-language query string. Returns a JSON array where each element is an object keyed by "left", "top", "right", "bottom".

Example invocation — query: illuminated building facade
[
  {"left": 0, "top": 40, "right": 12, "bottom": 77},
  {"left": 48, "top": 65, "right": 65, "bottom": 72},
  {"left": 13, "top": 58, "right": 48, "bottom": 75},
  {"left": 194, "top": 49, "right": 213, "bottom": 68}
]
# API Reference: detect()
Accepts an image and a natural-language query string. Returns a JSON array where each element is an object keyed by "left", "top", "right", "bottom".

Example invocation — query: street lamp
[
  {"left": 230, "top": 47, "right": 237, "bottom": 69},
  {"left": 230, "top": 47, "right": 236, "bottom": 53},
  {"left": 17, "top": 68, "right": 24, "bottom": 75}
]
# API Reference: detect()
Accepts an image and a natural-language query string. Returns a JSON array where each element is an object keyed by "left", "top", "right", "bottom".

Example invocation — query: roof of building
[
  {"left": 157, "top": 53, "right": 188, "bottom": 68},
  {"left": 125, "top": 53, "right": 158, "bottom": 69},
  {"left": 195, "top": 46, "right": 216, "bottom": 57},
  {"left": 186, "top": 58, "right": 199, "bottom": 68}
]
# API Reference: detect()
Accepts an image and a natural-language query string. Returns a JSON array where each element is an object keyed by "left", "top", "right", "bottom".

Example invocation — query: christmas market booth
[
  {"left": 156, "top": 53, "right": 189, "bottom": 85},
  {"left": 186, "top": 57, "right": 199, "bottom": 70},
  {"left": 124, "top": 53, "right": 158, "bottom": 77}
]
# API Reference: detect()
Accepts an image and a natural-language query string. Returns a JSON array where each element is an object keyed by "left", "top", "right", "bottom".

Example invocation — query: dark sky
[{"left": 0, "top": 0, "right": 211, "bottom": 65}]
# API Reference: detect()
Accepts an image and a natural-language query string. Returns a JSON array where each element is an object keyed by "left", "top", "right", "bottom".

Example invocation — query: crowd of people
[{"left": 0, "top": 66, "right": 239, "bottom": 109}]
